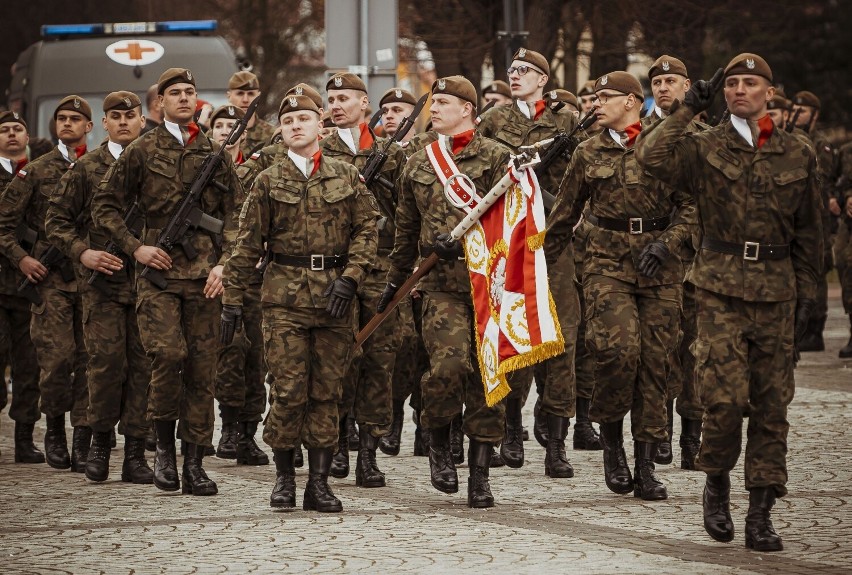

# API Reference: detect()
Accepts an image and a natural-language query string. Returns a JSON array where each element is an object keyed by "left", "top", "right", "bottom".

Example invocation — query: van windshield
[{"left": 36, "top": 91, "right": 232, "bottom": 146}]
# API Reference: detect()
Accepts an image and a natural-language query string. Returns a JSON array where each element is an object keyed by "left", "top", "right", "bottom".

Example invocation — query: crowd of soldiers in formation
[{"left": 0, "top": 44, "right": 850, "bottom": 554}]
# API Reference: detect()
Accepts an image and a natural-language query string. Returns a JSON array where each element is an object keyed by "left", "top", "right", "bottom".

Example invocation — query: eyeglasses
[
  {"left": 507, "top": 65, "right": 542, "bottom": 77},
  {"left": 594, "top": 92, "right": 628, "bottom": 105}
]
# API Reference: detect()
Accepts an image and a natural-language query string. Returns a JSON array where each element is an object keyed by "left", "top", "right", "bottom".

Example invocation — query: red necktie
[
  {"left": 533, "top": 100, "right": 547, "bottom": 120},
  {"left": 14, "top": 159, "right": 27, "bottom": 174},
  {"left": 756, "top": 115, "right": 774, "bottom": 149},
  {"left": 358, "top": 123, "right": 374, "bottom": 150},
  {"left": 624, "top": 121, "right": 642, "bottom": 148},
  {"left": 184, "top": 122, "right": 200, "bottom": 146},
  {"left": 235, "top": 151, "right": 245, "bottom": 165},
  {"left": 451, "top": 130, "right": 475, "bottom": 155},
  {"left": 74, "top": 145, "right": 87, "bottom": 160},
  {"left": 310, "top": 150, "right": 322, "bottom": 177}
]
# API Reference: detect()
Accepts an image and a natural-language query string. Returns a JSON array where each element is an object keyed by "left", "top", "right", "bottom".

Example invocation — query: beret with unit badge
[
  {"left": 103, "top": 91, "right": 142, "bottom": 113},
  {"left": 482, "top": 80, "right": 512, "bottom": 99},
  {"left": 432, "top": 76, "right": 478, "bottom": 106},
  {"left": 577, "top": 80, "right": 596, "bottom": 97},
  {"left": 157, "top": 67, "right": 196, "bottom": 95},
  {"left": 0, "top": 110, "right": 27, "bottom": 130},
  {"left": 55, "top": 95, "right": 92, "bottom": 120},
  {"left": 286, "top": 83, "right": 324, "bottom": 109},
  {"left": 595, "top": 71, "right": 644, "bottom": 101},
  {"left": 546, "top": 89, "right": 579, "bottom": 109},
  {"left": 767, "top": 95, "right": 792, "bottom": 111},
  {"left": 379, "top": 87, "right": 417, "bottom": 108},
  {"left": 648, "top": 55, "right": 688, "bottom": 80},
  {"left": 511, "top": 47, "right": 550, "bottom": 76},
  {"left": 724, "top": 53, "right": 772, "bottom": 82},
  {"left": 210, "top": 105, "right": 245, "bottom": 125},
  {"left": 793, "top": 90, "right": 820, "bottom": 110},
  {"left": 326, "top": 72, "right": 367, "bottom": 93},
  {"left": 228, "top": 71, "right": 260, "bottom": 90},
  {"left": 278, "top": 94, "right": 321, "bottom": 117}
]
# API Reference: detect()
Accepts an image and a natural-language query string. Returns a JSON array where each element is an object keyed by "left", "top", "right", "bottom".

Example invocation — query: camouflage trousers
[
  {"left": 0, "top": 293, "right": 40, "bottom": 423},
  {"left": 574, "top": 231, "right": 596, "bottom": 402},
  {"left": 261, "top": 305, "right": 352, "bottom": 450},
  {"left": 669, "top": 281, "right": 703, "bottom": 420},
  {"left": 836, "top": 222, "right": 852, "bottom": 313},
  {"left": 340, "top": 268, "right": 398, "bottom": 437},
  {"left": 391, "top": 295, "right": 429, "bottom": 412},
  {"left": 29, "top": 287, "right": 88, "bottom": 426},
  {"left": 419, "top": 291, "right": 505, "bottom": 443},
  {"left": 694, "top": 289, "right": 795, "bottom": 497},
  {"left": 215, "top": 283, "right": 266, "bottom": 422},
  {"left": 584, "top": 274, "right": 681, "bottom": 443},
  {"left": 81, "top": 287, "right": 149, "bottom": 437},
  {"left": 136, "top": 278, "right": 217, "bottom": 447}
]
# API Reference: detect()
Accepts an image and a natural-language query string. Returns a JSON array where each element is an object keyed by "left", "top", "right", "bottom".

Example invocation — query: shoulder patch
[
  {"left": 251, "top": 152, "right": 261, "bottom": 160},
  {"left": 359, "top": 174, "right": 366, "bottom": 183},
  {"left": 17, "top": 169, "right": 27, "bottom": 179}
]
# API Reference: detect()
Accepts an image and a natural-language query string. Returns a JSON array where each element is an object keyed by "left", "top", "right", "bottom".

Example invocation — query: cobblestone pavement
[{"left": 1, "top": 294, "right": 850, "bottom": 574}]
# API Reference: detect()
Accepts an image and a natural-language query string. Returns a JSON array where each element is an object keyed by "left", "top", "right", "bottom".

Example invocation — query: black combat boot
[
  {"left": 44, "top": 415, "right": 70, "bottom": 469},
  {"left": 216, "top": 405, "right": 240, "bottom": 459},
  {"left": 655, "top": 399, "right": 674, "bottom": 465},
  {"left": 121, "top": 436, "right": 154, "bottom": 484},
  {"left": 500, "top": 398, "right": 524, "bottom": 468},
  {"left": 355, "top": 427, "right": 386, "bottom": 488},
  {"left": 633, "top": 441, "right": 668, "bottom": 500},
  {"left": 450, "top": 413, "right": 464, "bottom": 465},
  {"left": 14, "top": 422, "right": 45, "bottom": 463},
  {"left": 680, "top": 418, "right": 702, "bottom": 470},
  {"left": 85, "top": 430, "right": 112, "bottom": 482},
  {"left": 294, "top": 442, "right": 304, "bottom": 468},
  {"left": 379, "top": 399, "right": 405, "bottom": 456},
  {"left": 236, "top": 421, "right": 269, "bottom": 465},
  {"left": 598, "top": 420, "right": 632, "bottom": 494},
  {"left": 428, "top": 425, "right": 458, "bottom": 493},
  {"left": 703, "top": 471, "right": 734, "bottom": 542},
  {"left": 573, "top": 397, "right": 602, "bottom": 450},
  {"left": 270, "top": 449, "right": 296, "bottom": 509},
  {"left": 329, "top": 419, "right": 350, "bottom": 479},
  {"left": 490, "top": 446, "right": 505, "bottom": 468},
  {"left": 412, "top": 408, "right": 429, "bottom": 456},
  {"left": 839, "top": 315, "right": 852, "bottom": 359},
  {"left": 182, "top": 443, "right": 218, "bottom": 496},
  {"left": 70, "top": 426, "right": 92, "bottom": 473},
  {"left": 544, "top": 414, "right": 573, "bottom": 478},
  {"left": 153, "top": 420, "right": 180, "bottom": 492},
  {"left": 533, "top": 395, "right": 548, "bottom": 447},
  {"left": 467, "top": 439, "right": 494, "bottom": 508},
  {"left": 745, "top": 488, "right": 783, "bottom": 551},
  {"left": 304, "top": 447, "right": 342, "bottom": 512},
  {"left": 347, "top": 414, "right": 359, "bottom": 450}
]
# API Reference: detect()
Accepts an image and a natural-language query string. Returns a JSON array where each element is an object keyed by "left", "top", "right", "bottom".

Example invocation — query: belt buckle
[
  {"left": 310, "top": 254, "right": 324, "bottom": 271},
  {"left": 629, "top": 218, "right": 643, "bottom": 234},
  {"left": 743, "top": 242, "right": 760, "bottom": 261}
]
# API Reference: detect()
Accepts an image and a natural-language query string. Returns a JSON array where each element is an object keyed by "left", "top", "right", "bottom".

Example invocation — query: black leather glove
[
  {"left": 794, "top": 298, "right": 816, "bottom": 345},
  {"left": 376, "top": 282, "right": 399, "bottom": 313},
  {"left": 220, "top": 304, "right": 243, "bottom": 345},
  {"left": 637, "top": 241, "right": 671, "bottom": 279},
  {"left": 323, "top": 276, "right": 358, "bottom": 319},
  {"left": 683, "top": 67, "right": 724, "bottom": 114},
  {"left": 433, "top": 233, "right": 463, "bottom": 260}
]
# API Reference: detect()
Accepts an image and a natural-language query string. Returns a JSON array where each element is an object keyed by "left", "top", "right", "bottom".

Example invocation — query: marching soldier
[
  {"left": 481, "top": 80, "right": 513, "bottom": 108},
  {"left": 477, "top": 47, "right": 581, "bottom": 477},
  {"left": 92, "top": 68, "right": 243, "bottom": 496},
  {"left": 0, "top": 96, "right": 92, "bottom": 472},
  {"left": 378, "top": 75, "right": 510, "bottom": 508},
  {"left": 644, "top": 55, "right": 706, "bottom": 469},
  {"left": 546, "top": 71, "right": 696, "bottom": 501},
  {"left": 227, "top": 71, "right": 276, "bottom": 157},
  {"left": 45, "top": 91, "right": 152, "bottom": 483},
  {"left": 0, "top": 110, "right": 43, "bottom": 464},
  {"left": 835, "top": 142, "right": 852, "bottom": 358},
  {"left": 322, "top": 72, "right": 406, "bottom": 487},
  {"left": 766, "top": 94, "right": 792, "bottom": 129},
  {"left": 221, "top": 93, "right": 378, "bottom": 511},
  {"left": 637, "top": 53, "right": 823, "bottom": 551}
]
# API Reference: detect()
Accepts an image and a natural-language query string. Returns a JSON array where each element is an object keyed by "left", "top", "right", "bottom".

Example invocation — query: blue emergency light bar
[{"left": 41, "top": 20, "right": 217, "bottom": 38}]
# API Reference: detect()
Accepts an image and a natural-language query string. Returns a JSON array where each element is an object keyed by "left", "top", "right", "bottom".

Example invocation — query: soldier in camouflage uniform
[
  {"left": 45, "top": 92, "right": 153, "bottom": 484},
  {"left": 546, "top": 72, "right": 696, "bottom": 501},
  {"left": 227, "top": 71, "right": 276, "bottom": 157},
  {"left": 790, "top": 91, "right": 837, "bottom": 352},
  {"left": 378, "top": 76, "right": 509, "bottom": 508},
  {"left": 643, "top": 55, "right": 707, "bottom": 469},
  {"left": 322, "top": 73, "right": 406, "bottom": 487},
  {"left": 222, "top": 94, "right": 378, "bottom": 512},
  {"left": 834, "top": 143, "right": 852, "bottom": 357},
  {"left": 0, "top": 96, "right": 92, "bottom": 472},
  {"left": 477, "top": 48, "right": 580, "bottom": 477},
  {"left": 92, "top": 68, "right": 242, "bottom": 496},
  {"left": 0, "top": 111, "right": 43, "bottom": 464},
  {"left": 637, "top": 53, "right": 823, "bottom": 551}
]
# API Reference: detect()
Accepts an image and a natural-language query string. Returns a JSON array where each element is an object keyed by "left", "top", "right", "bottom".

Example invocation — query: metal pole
[{"left": 360, "top": 0, "right": 370, "bottom": 92}]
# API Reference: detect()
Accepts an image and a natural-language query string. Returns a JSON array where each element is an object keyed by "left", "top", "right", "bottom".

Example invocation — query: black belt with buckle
[
  {"left": 587, "top": 214, "right": 670, "bottom": 234},
  {"left": 701, "top": 238, "right": 790, "bottom": 261},
  {"left": 271, "top": 253, "right": 347, "bottom": 270}
]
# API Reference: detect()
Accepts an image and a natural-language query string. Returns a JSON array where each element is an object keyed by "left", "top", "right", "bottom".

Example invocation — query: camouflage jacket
[
  {"left": 320, "top": 130, "right": 406, "bottom": 271},
  {"left": 388, "top": 131, "right": 511, "bottom": 293},
  {"left": 635, "top": 103, "right": 823, "bottom": 302},
  {"left": 0, "top": 147, "right": 77, "bottom": 292},
  {"left": 222, "top": 153, "right": 378, "bottom": 308},
  {"left": 477, "top": 101, "right": 578, "bottom": 197},
  {"left": 46, "top": 142, "right": 134, "bottom": 302},
  {"left": 91, "top": 124, "right": 243, "bottom": 282},
  {"left": 239, "top": 142, "right": 288, "bottom": 188},
  {"left": 0, "top": 163, "right": 27, "bottom": 295},
  {"left": 545, "top": 128, "right": 697, "bottom": 288},
  {"left": 839, "top": 140, "right": 852, "bottom": 206},
  {"left": 242, "top": 118, "right": 276, "bottom": 157}
]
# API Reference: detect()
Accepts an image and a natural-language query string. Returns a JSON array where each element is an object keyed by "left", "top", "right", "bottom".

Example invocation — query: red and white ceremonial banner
[{"left": 427, "top": 137, "right": 563, "bottom": 407}]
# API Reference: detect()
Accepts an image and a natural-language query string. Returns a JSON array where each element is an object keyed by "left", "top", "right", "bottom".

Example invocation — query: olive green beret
[
  {"left": 577, "top": 80, "right": 596, "bottom": 97},
  {"left": 286, "top": 83, "right": 324, "bottom": 108},
  {"left": 511, "top": 48, "right": 550, "bottom": 76},
  {"left": 55, "top": 95, "right": 92, "bottom": 120},
  {"left": 278, "top": 94, "right": 321, "bottom": 118},
  {"left": 483, "top": 80, "right": 512, "bottom": 99},
  {"left": 595, "top": 71, "right": 644, "bottom": 101},
  {"left": 431, "top": 76, "right": 477, "bottom": 106},
  {"left": 0, "top": 110, "right": 27, "bottom": 130},
  {"left": 546, "top": 89, "right": 579, "bottom": 109},
  {"left": 767, "top": 95, "right": 791, "bottom": 111},
  {"left": 379, "top": 87, "right": 417, "bottom": 108},
  {"left": 648, "top": 55, "right": 688, "bottom": 80},
  {"left": 326, "top": 72, "right": 367, "bottom": 93},
  {"left": 793, "top": 90, "right": 820, "bottom": 110},
  {"left": 724, "top": 53, "right": 772, "bottom": 82},
  {"left": 103, "top": 91, "right": 142, "bottom": 113},
  {"left": 228, "top": 71, "right": 260, "bottom": 90},
  {"left": 157, "top": 68, "right": 196, "bottom": 95},
  {"left": 210, "top": 104, "right": 245, "bottom": 125}
]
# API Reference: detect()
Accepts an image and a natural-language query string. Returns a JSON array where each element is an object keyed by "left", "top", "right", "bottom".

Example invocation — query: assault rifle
[
  {"left": 17, "top": 223, "right": 78, "bottom": 306},
  {"left": 139, "top": 96, "right": 260, "bottom": 289},
  {"left": 87, "top": 203, "right": 144, "bottom": 291},
  {"left": 533, "top": 111, "right": 598, "bottom": 210},
  {"left": 785, "top": 108, "right": 801, "bottom": 133}
]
